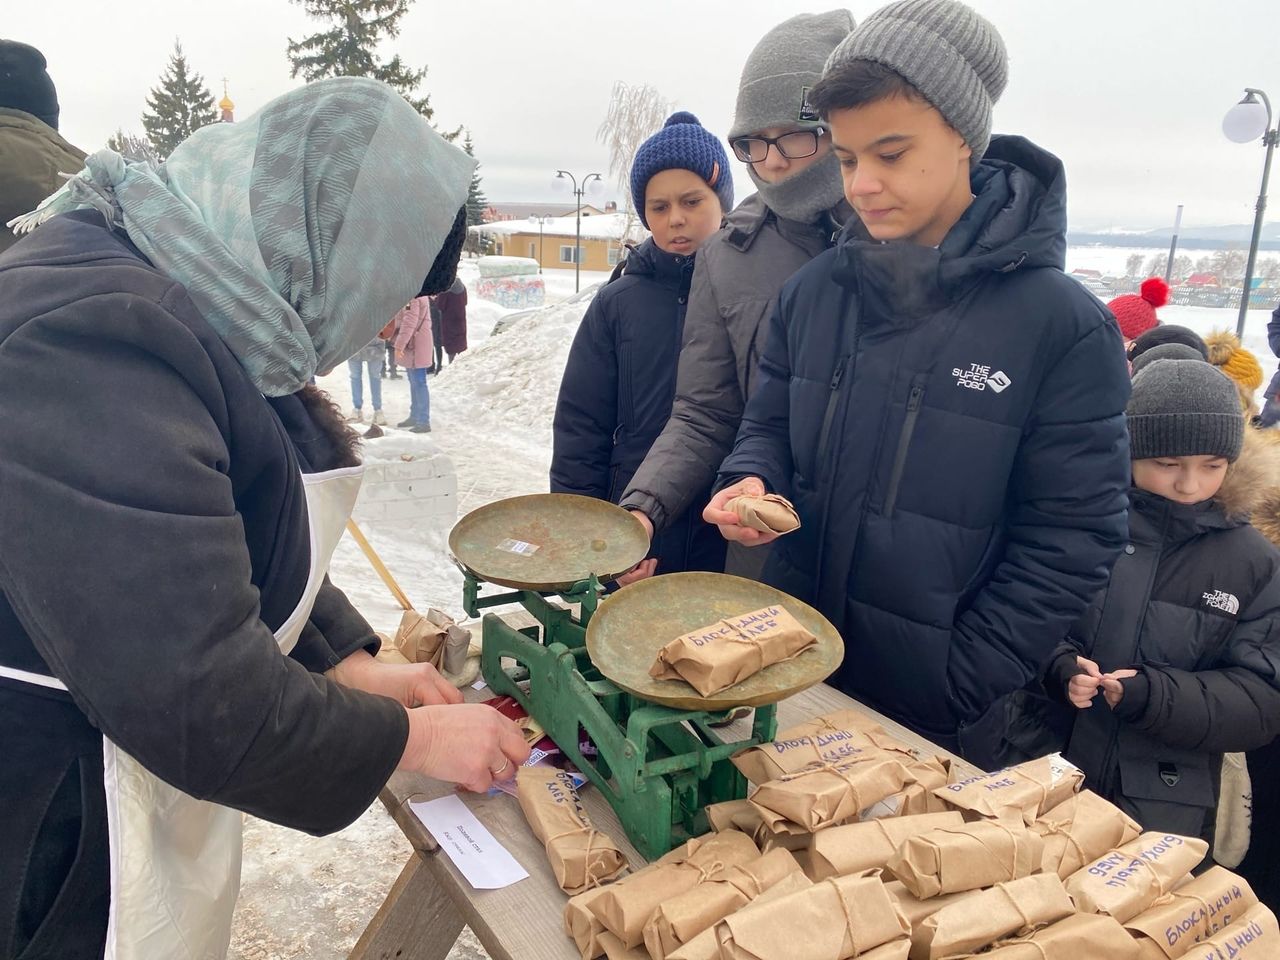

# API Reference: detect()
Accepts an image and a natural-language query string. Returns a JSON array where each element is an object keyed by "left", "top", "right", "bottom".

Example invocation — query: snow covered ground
[{"left": 228, "top": 258, "right": 1278, "bottom": 960}]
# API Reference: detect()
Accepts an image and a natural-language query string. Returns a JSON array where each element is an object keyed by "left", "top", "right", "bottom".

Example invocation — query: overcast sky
[{"left": 7, "top": 0, "right": 1279, "bottom": 231}]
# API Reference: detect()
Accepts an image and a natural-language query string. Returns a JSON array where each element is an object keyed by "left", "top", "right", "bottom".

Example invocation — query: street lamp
[
  {"left": 1223, "top": 88, "right": 1278, "bottom": 338},
  {"left": 553, "top": 169, "right": 603, "bottom": 292},
  {"left": 527, "top": 215, "right": 552, "bottom": 274}
]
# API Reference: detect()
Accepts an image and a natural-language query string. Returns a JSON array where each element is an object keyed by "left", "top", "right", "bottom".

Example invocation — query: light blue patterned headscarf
[{"left": 9, "top": 77, "right": 474, "bottom": 395}]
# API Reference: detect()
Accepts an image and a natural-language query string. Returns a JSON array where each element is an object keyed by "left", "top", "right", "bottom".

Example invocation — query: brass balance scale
[{"left": 449, "top": 493, "right": 843, "bottom": 861}]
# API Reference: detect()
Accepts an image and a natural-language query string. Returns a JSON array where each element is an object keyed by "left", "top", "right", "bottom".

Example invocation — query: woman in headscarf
[{"left": 0, "top": 77, "right": 528, "bottom": 960}]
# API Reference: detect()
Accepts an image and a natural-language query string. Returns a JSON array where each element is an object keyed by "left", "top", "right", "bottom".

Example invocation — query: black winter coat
[
  {"left": 1265, "top": 301, "right": 1280, "bottom": 399},
  {"left": 0, "top": 213, "right": 406, "bottom": 958},
  {"left": 1033, "top": 482, "right": 1280, "bottom": 845},
  {"left": 717, "top": 136, "right": 1132, "bottom": 750},
  {"left": 551, "top": 239, "right": 726, "bottom": 576}
]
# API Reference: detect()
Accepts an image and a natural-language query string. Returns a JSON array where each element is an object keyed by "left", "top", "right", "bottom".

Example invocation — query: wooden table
[{"left": 350, "top": 676, "right": 978, "bottom": 960}]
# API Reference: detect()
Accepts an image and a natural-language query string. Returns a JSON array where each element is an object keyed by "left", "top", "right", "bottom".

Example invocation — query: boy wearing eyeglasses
[
  {"left": 706, "top": 0, "right": 1132, "bottom": 764},
  {"left": 618, "top": 10, "right": 855, "bottom": 584}
]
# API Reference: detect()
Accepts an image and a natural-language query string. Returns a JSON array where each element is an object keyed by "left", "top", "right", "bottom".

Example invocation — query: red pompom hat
[{"left": 1108, "top": 277, "right": 1170, "bottom": 341}]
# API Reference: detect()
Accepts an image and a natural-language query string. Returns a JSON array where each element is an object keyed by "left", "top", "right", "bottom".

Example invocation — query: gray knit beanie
[
  {"left": 1127, "top": 359, "right": 1245, "bottom": 462},
  {"left": 730, "top": 10, "right": 855, "bottom": 140},
  {"left": 824, "top": 0, "right": 1008, "bottom": 162},
  {"left": 1129, "top": 342, "right": 1207, "bottom": 378}
]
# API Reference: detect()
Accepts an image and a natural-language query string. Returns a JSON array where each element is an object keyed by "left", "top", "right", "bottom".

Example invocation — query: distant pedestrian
[
  {"left": 437, "top": 276, "right": 469, "bottom": 362},
  {"left": 345, "top": 337, "right": 387, "bottom": 425},
  {"left": 393, "top": 296, "right": 434, "bottom": 433}
]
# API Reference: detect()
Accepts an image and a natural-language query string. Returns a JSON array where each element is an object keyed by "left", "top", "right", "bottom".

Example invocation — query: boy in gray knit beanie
[
  {"left": 705, "top": 0, "right": 1136, "bottom": 760},
  {"left": 728, "top": 9, "right": 853, "bottom": 224}
]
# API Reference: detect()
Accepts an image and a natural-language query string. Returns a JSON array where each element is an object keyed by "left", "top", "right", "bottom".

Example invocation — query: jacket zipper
[
  {"left": 882, "top": 382, "right": 926, "bottom": 516},
  {"left": 1098, "top": 502, "right": 1167, "bottom": 794},
  {"left": 815, "top": 356, "right": 850, "bottom": 471}
]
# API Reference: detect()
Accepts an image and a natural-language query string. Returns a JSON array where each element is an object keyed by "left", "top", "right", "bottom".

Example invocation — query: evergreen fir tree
[
  {"left": 141, "top": 41, "right": 218, "bottom": 159},
  {"left": 463, "top": 133, "right": 487, "bottom": 227},
  {"left": 287, "top": 0, "right": 434, "bottom": 119}
]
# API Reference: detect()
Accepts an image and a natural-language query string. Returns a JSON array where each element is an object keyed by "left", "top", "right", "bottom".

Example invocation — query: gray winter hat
[
  {"left": 1129, "top": 342, "right": 1207, "bottom": 377},
  {"left": 729, "top": 10, "right": 855, "bottom": 140},
  {"left": 824, "top": 0, "right": 1008, "bottom": 162},
  {"left": 1127, "top": 359, "right": 1245, "bottom": 462}
]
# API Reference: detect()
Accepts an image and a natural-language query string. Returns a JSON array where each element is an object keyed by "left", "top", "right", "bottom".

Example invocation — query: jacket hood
[
  {"left": 1218, "top": 425, "right": 1280, "bottom": 526},
  {"left": 832, "top": 135, "right": 1068, "bottom": 313}
]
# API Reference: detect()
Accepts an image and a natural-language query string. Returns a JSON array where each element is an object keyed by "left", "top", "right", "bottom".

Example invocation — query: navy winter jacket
[
  {"left": 718, "top": 136, "right": 1132, "bottom": 749},
  {"left": 552, "top": 238, "right": 726, "bottom": 576}
]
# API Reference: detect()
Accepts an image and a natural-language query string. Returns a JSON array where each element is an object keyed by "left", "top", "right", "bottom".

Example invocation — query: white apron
[{"left": 0, "top": 464, "right": 363, "bottom": 960}]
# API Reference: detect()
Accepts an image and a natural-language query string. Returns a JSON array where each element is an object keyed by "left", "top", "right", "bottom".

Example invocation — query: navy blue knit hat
[{"left": 630, "top": 111, "right": 733, "bottom": 228}]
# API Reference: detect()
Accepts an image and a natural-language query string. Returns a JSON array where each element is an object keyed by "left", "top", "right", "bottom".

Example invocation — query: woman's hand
[
  {"left": 327, "top": 649, "right": 462, "bottom": 707},
  {"left": 703, "top": 477, "right": 778, "bottom": 546},
  {"left": 399, "top": 703, "right": 531, "bottom": 792}
]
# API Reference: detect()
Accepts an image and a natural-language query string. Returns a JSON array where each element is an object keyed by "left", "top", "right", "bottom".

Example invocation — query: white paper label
[
  {"left": 497, "top": 538, "right": 540, "bottom": 556},
  {"left": 408, "top": 794, "right": 529, "bottom": 889}
]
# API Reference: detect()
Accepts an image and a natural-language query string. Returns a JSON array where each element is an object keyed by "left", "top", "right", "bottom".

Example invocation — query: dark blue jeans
[{"left": 407, "top": 367, "right": 431, "bottom": 426}]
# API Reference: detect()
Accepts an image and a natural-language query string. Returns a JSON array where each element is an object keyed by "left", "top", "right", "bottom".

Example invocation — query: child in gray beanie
[
  {"left": 708, "top": 0, "right": 1133, "bottom": 761},
  {"left": 1017, "top": 358, "right": 1280, "bottom": 857},
  {"left": 618, "top": 10, "right": 855, "bottom": 583}
]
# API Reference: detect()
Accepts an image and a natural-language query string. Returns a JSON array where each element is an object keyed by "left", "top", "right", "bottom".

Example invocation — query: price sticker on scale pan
[{"left": 496, "top": 538, "right": 540, "bottom": 557}]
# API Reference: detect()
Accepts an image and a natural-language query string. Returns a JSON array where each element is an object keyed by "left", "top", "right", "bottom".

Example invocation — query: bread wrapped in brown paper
[
  {"left": 750, "top": 756, "right": 911, "bottom": 833},
  {"left": 649, "top": 605, "right": 818, "bottom": 696},
  {"left": 803, "top": 811, "right": 965, "bottom": 881},
  {"left": 565, "top": 885, "right": 614, "bottom": 960},
  {"left": 962, "top": 912, "right": 1140, "bottom": 959},
  {"left": 516, "top": 766, "right": 627, "bottom": 895},
  {"left": 885, "top": 820, "right": 1044, "bottom": 899},
  {"left": 884, "top": 881, "right": 974, "bottom": 928},
  {"left": 731, "top": 708, "right": 936, "bottom": 786},
  {"left": 724, "top": 493, "right": 802, "bottom": 535},
  {"left": 393, "top": 606, "right": 454, "bottom": 666},
  {"left": 586, "top": 830, "right": 759, "bottom": 949},
  {"left": 864, "top": 758, "right": 954, "bottom": 819},
  {"left": 1065, "top": 832, "right": 1211, "bottom": 924},
  {"left": 596, "top": 930, "right": 651, "bottom": 960},
  {"left": 1178, "top": 902, "right": 1280, "bottom": 960},
  {"left": 1032, "top": 789, "right": 1142, "bottom": 878},
  {"left": 643, "top": 848, "right": 805, "bottom": 960},
  {"left": 1124, "top": 866, "right": 1259, "bottom": 959},
  {"left": 668, "top": 871, "right": 815, "bottom": 960},
  {"left": 668, "top": 870, "right": 910, "bottom": 960},
  {"left": 911, "top": 873, "right": 1075, "bottom": 960},
  {"left": 933, "top": 753, "right": 1083, "bottom": 823}
]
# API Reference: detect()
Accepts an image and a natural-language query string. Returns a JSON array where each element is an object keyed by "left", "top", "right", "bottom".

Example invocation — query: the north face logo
[
  {"left": 1202, "top": 589, "right": 1241, "bottom": 615},
  {"left": 953, "top": 363, "right": 1013, "bottom": 393}
]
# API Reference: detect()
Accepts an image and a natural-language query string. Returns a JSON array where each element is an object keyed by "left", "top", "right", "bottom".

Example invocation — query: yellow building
[{"left": 470, "top": 212, "right": 647, "bottom": 273}]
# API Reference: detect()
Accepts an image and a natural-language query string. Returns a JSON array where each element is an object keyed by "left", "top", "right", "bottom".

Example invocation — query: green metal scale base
[{"left": 463, "top": 572, "right": 777, "bottom": 862}]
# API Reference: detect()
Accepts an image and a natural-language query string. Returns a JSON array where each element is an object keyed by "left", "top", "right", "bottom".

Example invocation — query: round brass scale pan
[
  {"left": 587, "top": 571, "right": 844, "bottom": 710},
  {"left": 449, "top": 494, "right": 650, "bottom": 592}
]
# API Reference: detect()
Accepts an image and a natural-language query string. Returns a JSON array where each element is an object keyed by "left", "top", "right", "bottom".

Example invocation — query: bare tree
[
  {"left": 1211, "top": 248, "right": 1248, "bottom": 282},
  {"left": 1143, "top": 253, "right": 1165, "bottom": 277},
  {"left": 597, "top": 81, "right": 673, "bottom": 242},
  {"left": 1259, "top": 257, "right": 1280, "bottom": 282},
  {"left": 1125, "top": 253, "right": 1144, "bottom": 278},
  {"left": 1172, "top": 255, "right": 1194, "bottom": 281}
]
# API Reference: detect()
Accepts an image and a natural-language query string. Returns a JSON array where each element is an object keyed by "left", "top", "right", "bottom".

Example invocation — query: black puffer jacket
[
  {"left": 551, "top": 238, "right": 725, "bottom": 576},
  {"left": 1030, "top": 445, "right": 1280, "bottom": 844},
  {"left": 717, "top": 136, "right": 1132, "bottom": 750}
]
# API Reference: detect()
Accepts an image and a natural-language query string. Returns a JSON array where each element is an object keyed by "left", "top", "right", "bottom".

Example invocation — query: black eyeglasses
[{"left": 730, "top": 127, "right": 827, "bottom": 163}]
